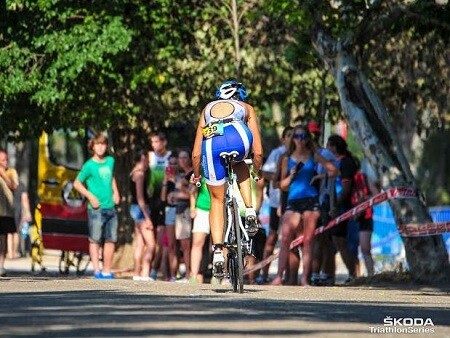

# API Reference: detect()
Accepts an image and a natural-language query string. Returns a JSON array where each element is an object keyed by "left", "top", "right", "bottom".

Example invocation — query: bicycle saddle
[{"left": 219, "top": 151, "right": 239, "bottom": 159}]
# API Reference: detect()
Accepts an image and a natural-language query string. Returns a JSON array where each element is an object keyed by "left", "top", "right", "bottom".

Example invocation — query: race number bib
[{"left": 202, "top": 122, "right": 224, "bottom": 138}]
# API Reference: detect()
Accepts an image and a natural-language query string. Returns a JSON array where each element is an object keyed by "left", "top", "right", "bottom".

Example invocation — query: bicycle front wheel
[{"left": 232, "top": 198, "right": 244, "bottom": 293}]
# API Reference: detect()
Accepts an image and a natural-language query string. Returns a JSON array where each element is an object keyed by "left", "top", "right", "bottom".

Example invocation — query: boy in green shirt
[{"left": 74, "top": 133, "right": 120, "bottom": 279}]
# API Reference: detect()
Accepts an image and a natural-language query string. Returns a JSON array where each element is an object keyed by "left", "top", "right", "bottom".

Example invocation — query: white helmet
[{"left": 215, "top": 80, "right": 247, "bottom": 101}]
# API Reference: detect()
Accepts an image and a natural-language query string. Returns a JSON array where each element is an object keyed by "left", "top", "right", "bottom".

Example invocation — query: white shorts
[{"left": 192, "top": 208, "right": 210, "bottom": 234}]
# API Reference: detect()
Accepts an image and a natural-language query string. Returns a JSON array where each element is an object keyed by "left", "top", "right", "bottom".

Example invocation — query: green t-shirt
[
  {"left": 196, "top": 178, "right": 211, "bottom": 211},
  {"left": 234, "top": 176, "right": 258, "bottom": 217},
  {"left": 77, "top": 156, "right": 115, "bottom": 209}
]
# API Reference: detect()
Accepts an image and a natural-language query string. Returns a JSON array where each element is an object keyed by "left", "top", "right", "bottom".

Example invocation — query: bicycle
[{"left": 197, "top": 151, "right": 257, "bottom": 293}]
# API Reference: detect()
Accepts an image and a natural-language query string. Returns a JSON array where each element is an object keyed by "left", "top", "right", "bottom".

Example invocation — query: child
[{"left": 74, "top": 133, "right": 120, "bottom": 279}]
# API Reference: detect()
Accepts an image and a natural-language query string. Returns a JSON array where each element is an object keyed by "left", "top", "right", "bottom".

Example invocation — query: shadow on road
[{"left": 1, "top": 287, "right": 448, "bottom": 337}]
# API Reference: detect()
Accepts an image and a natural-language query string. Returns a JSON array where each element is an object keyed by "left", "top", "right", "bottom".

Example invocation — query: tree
[{"left": 293, "top": 0, "right": 449, "bottom": 282}]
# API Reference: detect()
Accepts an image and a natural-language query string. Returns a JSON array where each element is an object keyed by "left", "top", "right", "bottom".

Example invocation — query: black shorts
[
  {"left": 358, "top": 216, "right": 373, "bottom": 232},
  {"left": 329, "top": 220, "right": 348, "bottom": 237},
  {"left": 285, "top": 197, "right": 320, "bottom": 214},
  {"left": 269, "top": 207, "right": 280, "bottom": 232},
  {"left": 0, "top": 216, "right": 16, "bottom": 235},
  {"left": 150, "top": 200, "right": 166, "bottom": 227},
  {"left": 250, "top": 228, "right": 266, "bottom": 261}
]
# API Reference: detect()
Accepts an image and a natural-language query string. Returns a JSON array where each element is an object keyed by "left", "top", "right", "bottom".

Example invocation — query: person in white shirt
[{"left": 256, "top": 126, "right": 293, "bottom": 284}]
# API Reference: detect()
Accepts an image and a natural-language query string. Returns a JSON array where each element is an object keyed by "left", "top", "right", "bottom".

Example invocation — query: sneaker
[
  {"left": 133, "top": 276, "right": 143, "bottom": 281},
  {"left": 255, "top": 275, "right": 267, "bottom": 285},
  {"left": 149, "top": 269, "right": 158, "bottom": 281},
  {"left": 0, "top": 267, "right": 6, "bottom": 277},
  {"left": 310, "top": 273, "right": 321, "bottom": 286},
  {"left": 210, "top": 276, "right": 221, "bottom": 285},
  {"left": 140, "top": 276, "right": 155, "bottom": 282},
  {"left": 212, "top": 250, "right": 225, "bottom": 279},
  {"left": 344, "top": 276, "right": 355, "bottom": 285},
  {"left": 169, "top": 277, "right": 177, "bottom": 282},
  {"left": 320, "top": 273, "right": 335, "bottom": 286},
  {"left": 95, "top": 272, "right": 115, "bottom": 280},
  {"left": 245, "top": 208, "right": 259, "bottom": 237},
  {"left": 188, "top": 276, "right": 199, "bottom": 284}
]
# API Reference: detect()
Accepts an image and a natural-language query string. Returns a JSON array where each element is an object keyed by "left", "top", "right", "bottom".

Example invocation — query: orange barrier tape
[{"left": 244, "top": 187, "right": 448, "bottom": 276}]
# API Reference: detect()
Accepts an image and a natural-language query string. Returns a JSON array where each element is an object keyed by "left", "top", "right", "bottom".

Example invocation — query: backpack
[{"left": 351, "top": 171, "right": 373, "bottom": 219}]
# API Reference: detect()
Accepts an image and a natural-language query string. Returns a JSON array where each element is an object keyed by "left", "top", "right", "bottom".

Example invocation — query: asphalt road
[{"left": 1, "top": 271, "right": 449, "bottom": 338}]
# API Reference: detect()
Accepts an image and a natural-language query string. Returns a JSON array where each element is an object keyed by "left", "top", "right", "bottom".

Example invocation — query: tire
[
  {"left": 59, "top": 251, "right": 70, "bottom": 274},
  {"left": 76, "top": 253, "right": 91, "bottom": 275},
  {"left": 232, "top": 198, "right": 244, "bottom": 293},
  {"left": 227, "top": 252, "right": 238, "bottom": 292}
]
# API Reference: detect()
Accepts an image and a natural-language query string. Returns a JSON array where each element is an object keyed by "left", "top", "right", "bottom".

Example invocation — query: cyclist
[{"left": 191, "top": 80, "right": 263, "bottom": 278}]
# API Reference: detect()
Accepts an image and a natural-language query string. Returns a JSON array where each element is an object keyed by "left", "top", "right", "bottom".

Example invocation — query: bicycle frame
[{"left": 220, "top": 151, "right": 252, "bottom": 293}]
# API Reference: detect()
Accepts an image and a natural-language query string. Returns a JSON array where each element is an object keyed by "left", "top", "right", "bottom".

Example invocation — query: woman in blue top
[{"left": 272, "top": 125, "right": 338, "bottom": 286}]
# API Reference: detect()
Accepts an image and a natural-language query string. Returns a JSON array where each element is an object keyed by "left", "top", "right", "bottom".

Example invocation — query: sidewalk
[
  {"left": 3, "top": 248, "right": 351, "bottom": 284},
  {"left": 3, "top": 249, "right": 90, "bottom": 277}
]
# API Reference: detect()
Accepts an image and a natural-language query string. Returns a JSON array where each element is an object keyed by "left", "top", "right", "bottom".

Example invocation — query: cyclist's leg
[
  {"left": 208, "top": 184, "right": 225, "bottom": 245},
  {"left": 234, "top": 161, "right": 251, "bottom": 206},
  {"left": 208, "top": 184, "right": 226, "bottom": 277},
  {"left": 235, "top": 162, "right": 258, "bottom": 235}
]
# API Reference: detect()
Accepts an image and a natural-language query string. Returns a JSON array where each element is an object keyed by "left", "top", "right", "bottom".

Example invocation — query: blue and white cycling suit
[{"left": 201, "top": 99, "right": 253, "bottom": 186}]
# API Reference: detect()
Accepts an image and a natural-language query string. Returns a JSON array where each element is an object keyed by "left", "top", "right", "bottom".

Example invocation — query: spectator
[
  {"left": 9, "top": 182, "right": 32, "bottom": 258},
  {"left": 326, "top": 134, "right": 358, "bottom": 283},
  {"left": 257, "top": 126, "right": 293, "bottom": 284},
  {"left": 73, "top": 133, "right": 120, "bottom": 279},
  {"left": 243, "top": 171, "right": 266, "bottom": 285},
  {"left": 189, "top": 174, "right": 211, "bottom": 284},
  {"left": 272, "top": 125, "right": 338, "bottom": 286},
  {"left": 161, "top": 153, "right": 179, "bottom": 281},
  {"left": 0, "top": 149, "right": 18, "bottom": 276},
  {"left": 350, "top": 158, "right": 376, "bottom": 277},
  {"left": 174, "top": 149, "right": 193, "bottom": 282},
  {"left": 307, "top": 121, "right": 337, "bottom": 286},
  {"left": 130, "top": 149, "right": 156, "bottom": 281},
  {"left": 147, "top": 132, "right": 172, "bottom": 281}
]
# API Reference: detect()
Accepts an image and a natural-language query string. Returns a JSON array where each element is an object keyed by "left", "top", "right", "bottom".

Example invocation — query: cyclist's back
[{"left": 201, "top": 99, "right": 253, "bottom": 186}]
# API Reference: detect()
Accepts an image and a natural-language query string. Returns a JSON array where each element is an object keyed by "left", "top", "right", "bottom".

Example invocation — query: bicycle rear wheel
[{"left": 232, "top": 198, "right": 244, "bottom": 293}]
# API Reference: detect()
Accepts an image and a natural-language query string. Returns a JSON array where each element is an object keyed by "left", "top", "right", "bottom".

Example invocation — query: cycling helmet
[{"left": 215, "top": 80, "right": 248, "bottom": 101}]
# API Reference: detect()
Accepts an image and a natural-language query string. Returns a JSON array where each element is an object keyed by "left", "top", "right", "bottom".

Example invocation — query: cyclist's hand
[{"left": 190, "top": 173, "right": 202, "bottom": 187}]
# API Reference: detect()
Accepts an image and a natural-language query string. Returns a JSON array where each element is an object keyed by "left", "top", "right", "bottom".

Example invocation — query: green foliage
[{"left": 1, "top": 0, "right": 336, "bottom": 142}]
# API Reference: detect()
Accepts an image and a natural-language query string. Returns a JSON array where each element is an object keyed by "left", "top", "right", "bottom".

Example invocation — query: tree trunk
[{"left": 312, "top": 32, "right": 449, "bottom": 283}]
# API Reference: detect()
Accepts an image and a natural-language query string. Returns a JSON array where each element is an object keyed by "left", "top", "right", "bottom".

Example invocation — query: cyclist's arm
[
  {"left": 245, "top": 104, "right": 263, "bottom": 173},
  {"left": 192, "top": 110, "right": 205, "bottom": 178}
]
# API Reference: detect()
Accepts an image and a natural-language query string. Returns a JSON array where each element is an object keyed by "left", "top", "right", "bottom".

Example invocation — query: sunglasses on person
[{"left": 293, "top": 133, "right": 308, "bottom": 140}]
